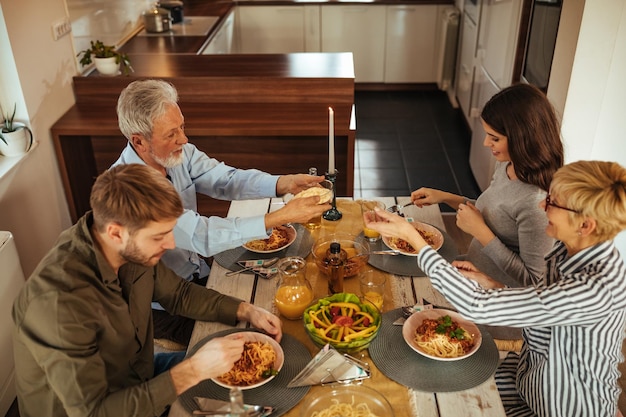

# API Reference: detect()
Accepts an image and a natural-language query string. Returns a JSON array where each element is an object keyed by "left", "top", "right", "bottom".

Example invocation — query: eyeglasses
[{"left": 544, "top": 194, "right": 580, "bottom": 214}]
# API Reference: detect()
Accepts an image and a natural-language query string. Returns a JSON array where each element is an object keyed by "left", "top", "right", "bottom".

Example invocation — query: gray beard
[{"left": 150, "top": 148, "right": 184, "bottom": 169}]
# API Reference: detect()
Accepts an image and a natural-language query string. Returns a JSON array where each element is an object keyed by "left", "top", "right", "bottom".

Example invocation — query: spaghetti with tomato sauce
[
  {"left": 244, "top": 227, "right": 290, "bottom": 251},
  {"left": 414, "top": 315, "right": 474, "bottom": 358},
  {"left": 389, "top": 228, "right": 438, "bottom": 253}
]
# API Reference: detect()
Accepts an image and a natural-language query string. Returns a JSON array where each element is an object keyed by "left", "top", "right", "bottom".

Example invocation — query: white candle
[{"left": 328, "top": 107, "right": 335, "bottom": 174}]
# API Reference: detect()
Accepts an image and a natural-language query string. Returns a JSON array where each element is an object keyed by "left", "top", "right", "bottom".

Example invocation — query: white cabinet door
[
  {"left": 238, "top": 6, "right": 307, "bottom": 53},
  {"left": 321, "top": 5, "right": 386, "bottom": 82},
  {"left": 455, "top": 11, "right": 478, "bottom": 123},
  {"left": 201, "top": 11, "right": 236, "bottom": 54},
  {"left": 305, "top": 6, "right": 321, "bottom": 52},
  {"left": 384, "top": 5, "right": 438, "bottom": 83},
  {"left": 477, "top": 0, "right": 523, "bottom": 88}
]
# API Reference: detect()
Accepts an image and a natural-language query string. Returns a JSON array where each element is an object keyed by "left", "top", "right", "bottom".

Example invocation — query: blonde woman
[{"left": 365, "top": 160, "right": 626, "bottom": 417}]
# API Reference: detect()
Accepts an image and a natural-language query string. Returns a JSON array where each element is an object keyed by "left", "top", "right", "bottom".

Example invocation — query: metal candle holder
[{"left": 323, "top": 171, "right": 342, "bottom": 221}]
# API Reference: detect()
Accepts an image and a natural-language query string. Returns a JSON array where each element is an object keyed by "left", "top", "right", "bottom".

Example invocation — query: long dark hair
[{"left": 481, "top": 83, "right": 564, "bottom": 191}]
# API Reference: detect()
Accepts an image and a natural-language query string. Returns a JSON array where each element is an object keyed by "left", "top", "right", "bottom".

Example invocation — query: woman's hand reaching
[
  {"left": 452, "top": 260, "right": 504, "bottom": 289},
  {"left": 363, "top": 208, "right": 430, "bottom": 253}
]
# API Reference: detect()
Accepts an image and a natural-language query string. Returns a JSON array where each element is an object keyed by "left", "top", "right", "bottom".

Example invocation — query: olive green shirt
[{"left": 12, "top": 212, "right": 242, "bottom": 417}]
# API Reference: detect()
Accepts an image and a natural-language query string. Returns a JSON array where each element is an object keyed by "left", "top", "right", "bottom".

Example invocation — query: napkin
[{"left": 287, "top": 345, "right": 370, "bottom": 388}]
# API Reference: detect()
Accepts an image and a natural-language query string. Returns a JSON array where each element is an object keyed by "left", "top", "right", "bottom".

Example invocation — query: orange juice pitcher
[{"left": 274, "top": 257, "right": 314, "bottom": 320}]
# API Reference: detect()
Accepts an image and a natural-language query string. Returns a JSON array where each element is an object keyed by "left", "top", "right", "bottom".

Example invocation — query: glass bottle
[
  {"left": 274, "top": 257, "right": 314, "bottom": 320},
  {"left": 327, "top": 242, "right": 346, "bottom": 294},
  {"left": 304, "top": 167, "right": 322, "bottom": 230}
]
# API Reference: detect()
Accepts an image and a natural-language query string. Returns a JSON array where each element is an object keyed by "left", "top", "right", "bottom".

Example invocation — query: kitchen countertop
[{"left": 120, "top": 0, "right": 453, "bottom": 56}]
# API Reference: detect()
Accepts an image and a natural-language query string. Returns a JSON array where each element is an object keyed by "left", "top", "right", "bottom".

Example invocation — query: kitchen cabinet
[
  {"left": 201, "top": 10, "right": 236, "bottom": 54},
  {"left": 455, "top": 10, "right": 479, "bottom": 124},
  {"left": 321, "top": 5, "right": 386, "bottom": 83},
  {"left": 237, "top": 6, "right": 320, "bottom": 53},
  {"left": 384, "top": 5, "right": 439, "bottom": 83}
]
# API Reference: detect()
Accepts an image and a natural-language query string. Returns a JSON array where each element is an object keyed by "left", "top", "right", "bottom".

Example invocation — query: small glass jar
[{"left": 274, "top": 257, "right": 314, "bottom": 320}]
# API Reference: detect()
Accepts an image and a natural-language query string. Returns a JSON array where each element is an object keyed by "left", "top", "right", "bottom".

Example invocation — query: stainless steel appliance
[{"left": 521, "top": 0, "right": 563, "bottom": 91}]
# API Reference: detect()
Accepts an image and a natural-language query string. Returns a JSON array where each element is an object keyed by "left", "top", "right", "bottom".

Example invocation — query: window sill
[{"left": 0, "top": 141, "right": 37, "bottom": 200}]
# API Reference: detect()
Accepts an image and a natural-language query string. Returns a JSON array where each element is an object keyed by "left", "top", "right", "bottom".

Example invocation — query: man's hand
[
  {"left": 264, "top": 196, "right": 330, "bottom": 229},
  {"left": 236, "top": 303, "right": 283, "bottom": 342},
  {"left": 170, "top": 336, "right": 245, "bottom": 394},
  {"left": 276, "top": 174, "right": 326, "bottom": 196}
]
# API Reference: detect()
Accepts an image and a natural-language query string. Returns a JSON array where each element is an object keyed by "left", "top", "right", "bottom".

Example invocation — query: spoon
[
  {"left": 386, "top": 201, "right": 414, "bottom": 214},
  {"left": 225, "top": 257, "right": 279, "bottom": 276}
]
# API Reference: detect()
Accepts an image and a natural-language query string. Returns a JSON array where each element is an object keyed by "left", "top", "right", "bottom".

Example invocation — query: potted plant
[
  {"left": 0, "top": 103, "right": 33, "bottom": 157},
  {"left": 77, "top": 40, "right": 133, "bottom": 76}
]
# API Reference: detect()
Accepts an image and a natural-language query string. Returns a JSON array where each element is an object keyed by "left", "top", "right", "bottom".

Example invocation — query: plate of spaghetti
[
  {"left": 243, "top": 224, "right": 297, "bottom": 254},
  {"left": 382, "top": 221, "right": 444, "bottom": 255},
  {"left": 402, "top": 309, "right": 481, "bottom": 361},
  {"left": 212, "top": 332, "right": 285, "bottom": 390}
]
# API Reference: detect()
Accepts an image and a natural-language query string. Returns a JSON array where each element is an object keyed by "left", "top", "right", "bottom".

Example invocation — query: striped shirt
[{"left": 418, "top": 240, "right": 626, "bottom": 417}]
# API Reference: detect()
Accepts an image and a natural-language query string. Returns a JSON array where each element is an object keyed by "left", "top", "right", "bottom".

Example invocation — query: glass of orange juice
[
  {"left": 274, "top": 257, "right": 314, "bottom": 320},
  {"left": 359, "top": 269, "right": 386, "bottom": 311},
  {"left": 359, "top": 200, "right": 386, "bottom": 242}
]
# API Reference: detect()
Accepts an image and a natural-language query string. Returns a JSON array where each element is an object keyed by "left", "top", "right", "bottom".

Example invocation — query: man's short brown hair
[{"left": 90, "top": 164, "right": 183, "bottom": 233}]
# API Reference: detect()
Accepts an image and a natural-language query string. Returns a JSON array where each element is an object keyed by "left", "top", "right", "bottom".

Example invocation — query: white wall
[
  {"left": 0, "top": 0, "right": 74, "bottom": 277},
  {"left": 550, "top": 0, "right": 626, "bottom": 256}
]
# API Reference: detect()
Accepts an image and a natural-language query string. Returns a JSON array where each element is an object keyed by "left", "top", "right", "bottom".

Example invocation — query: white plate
[
  {"left": 243, "top": 224, "right": 297, "bottom": 254},
  {"left": 211, "top": 332, "right": 285, "bottom": 390},
  {"left": 402, "top": 308, "right": 482, "bottom": 361},
  {"left": 382, "top": 221, "right": 444, "bottom": 256}
]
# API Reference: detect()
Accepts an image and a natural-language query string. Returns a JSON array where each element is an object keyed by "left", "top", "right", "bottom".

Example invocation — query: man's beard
[
  {"left": 150, "top": 147, "right": 184, "bottom": 169},
  {"left": 120, "top": 238, "right": 163, "bottom": 267}
]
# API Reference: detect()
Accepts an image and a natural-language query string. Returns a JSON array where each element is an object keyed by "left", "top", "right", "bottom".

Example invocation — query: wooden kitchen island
[{"left": 52, "top": 53, "right": 355, "bottom": 222}]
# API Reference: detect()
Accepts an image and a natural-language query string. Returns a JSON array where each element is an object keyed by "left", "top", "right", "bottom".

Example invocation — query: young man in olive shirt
[{"left": 12, "top": 164, "right": 282, "bottom": 417}]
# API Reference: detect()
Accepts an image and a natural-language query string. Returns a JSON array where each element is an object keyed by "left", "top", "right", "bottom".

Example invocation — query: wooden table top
[{"left": 167, "top": 197, "right": 506, "bottom": 417}]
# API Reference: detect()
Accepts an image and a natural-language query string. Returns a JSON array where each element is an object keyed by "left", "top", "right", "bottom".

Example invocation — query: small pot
[
  {"left": 158, "top": 1, "right": 184, "bottom": 24},
  {"left": 142, "top": 6, "right": 172, "bottom": 33}
]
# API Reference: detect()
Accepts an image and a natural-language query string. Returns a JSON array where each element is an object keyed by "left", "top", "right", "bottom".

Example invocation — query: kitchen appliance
[
  {"left": 142, "top": 4, "right": 172, "bottom": 33},
  {"left": 158, "top": 0, "right": 184, "bottom": 24},
  {"left": 521, "top": 0, "right": 562, "bottom": 91},
  {"left": 0, "top": 232, "right": 26, "bottom": 416},
  {"left": 468, "top": 0, "right": 524, "bottom": 191}
]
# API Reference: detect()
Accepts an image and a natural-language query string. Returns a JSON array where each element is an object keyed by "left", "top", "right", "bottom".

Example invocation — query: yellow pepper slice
[
  {"left": 329, "top": 302, "right": 361, "bottom": 312},
  {"left": 344, "top": 325, "right": 378, "bottom": 341}
]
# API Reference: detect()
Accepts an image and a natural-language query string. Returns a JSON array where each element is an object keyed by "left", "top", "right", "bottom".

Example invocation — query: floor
[{"left": 352, "top": 89, "right": 481, "bottom": 207}]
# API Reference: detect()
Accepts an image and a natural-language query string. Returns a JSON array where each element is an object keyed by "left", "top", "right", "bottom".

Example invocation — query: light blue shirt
[{"left": 112, "top": 142, "right": 279, "bottom": 283}]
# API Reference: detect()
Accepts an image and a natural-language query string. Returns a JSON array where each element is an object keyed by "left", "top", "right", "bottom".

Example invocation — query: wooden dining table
[{"left": 167, "top": 197, "right": 507, "bottom": 417}]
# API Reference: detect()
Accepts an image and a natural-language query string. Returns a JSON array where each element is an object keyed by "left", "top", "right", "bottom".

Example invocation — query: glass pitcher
[{"left": 274, "top": 257, "right": 314, "bottom": 320}]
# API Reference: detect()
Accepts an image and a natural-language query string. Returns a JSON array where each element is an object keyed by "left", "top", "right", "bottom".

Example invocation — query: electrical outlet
[{"left": 52, "top": 18, "right": 72, "bottom": 41}]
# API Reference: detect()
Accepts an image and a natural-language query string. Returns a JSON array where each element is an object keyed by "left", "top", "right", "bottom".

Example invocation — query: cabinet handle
[{"left": 389, "top": 6, "right": 416, "bottom": 12}]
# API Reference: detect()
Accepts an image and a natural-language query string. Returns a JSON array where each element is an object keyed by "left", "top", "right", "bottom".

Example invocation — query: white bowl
[
  {"left": 243, "top": 224, "right": 297, "bottom": 254},
  {"left": 211, "top": 332, "right": 284, "bottom": 390},
  {"left": 382, "top": 221, "right": 444, "bottom": 255},
  {"left": 402, "top": 308, "right": 481, "bottom": 361}
]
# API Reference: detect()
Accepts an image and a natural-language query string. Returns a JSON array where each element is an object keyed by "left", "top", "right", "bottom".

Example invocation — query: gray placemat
[
  {"left": 369, "top": 309, "right": 499, "bottom": 392},
  {"left": 180, "top": 329, "right": 311, "bottom": 415},
  {"left": 362, "top": 226, "right": 459, "bottom": 276},
  {"left": 214, "top": 224, "right": 314, "bottom": 272}
]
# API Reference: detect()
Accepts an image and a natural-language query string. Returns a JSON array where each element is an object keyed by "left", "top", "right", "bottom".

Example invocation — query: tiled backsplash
[{"left": 67, "top": 0, "right": 146, "bottom": 54}]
